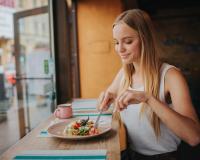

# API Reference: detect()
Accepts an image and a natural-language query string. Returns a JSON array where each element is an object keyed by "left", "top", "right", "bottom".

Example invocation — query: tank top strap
[{"left": 159, "top": 63, "right": 178, "bottom": 102}]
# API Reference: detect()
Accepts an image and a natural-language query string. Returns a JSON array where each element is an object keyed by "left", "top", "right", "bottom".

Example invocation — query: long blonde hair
[{"left": 113, "top": 9, "right": 162, "bottom": 137}]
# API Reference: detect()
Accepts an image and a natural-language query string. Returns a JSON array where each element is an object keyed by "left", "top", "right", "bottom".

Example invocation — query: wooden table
[{"left": 0, "top": 114, "right": 120, "bottom": 160}]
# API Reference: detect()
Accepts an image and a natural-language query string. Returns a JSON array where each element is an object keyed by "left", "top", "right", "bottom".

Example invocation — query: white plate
[{"left": 47, "top": 120, "right": 111, "bottom": 140}]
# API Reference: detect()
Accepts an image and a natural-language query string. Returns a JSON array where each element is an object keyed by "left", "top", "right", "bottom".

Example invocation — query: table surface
[{"left": 0, "top": 102, "right": 120, "bottom": 160}]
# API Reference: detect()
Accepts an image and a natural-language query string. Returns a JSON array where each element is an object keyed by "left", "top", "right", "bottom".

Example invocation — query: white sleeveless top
[{"left": 120, "top": 63, "right": 181, "bottom": 155}]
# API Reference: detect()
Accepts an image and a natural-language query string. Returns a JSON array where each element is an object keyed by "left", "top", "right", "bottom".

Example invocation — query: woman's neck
[
  {"left": 131, "top": 62, "right": 144, "bottom": 87},
  {"left": 132, "top": 62, "right": 142, "bottom": 76}
]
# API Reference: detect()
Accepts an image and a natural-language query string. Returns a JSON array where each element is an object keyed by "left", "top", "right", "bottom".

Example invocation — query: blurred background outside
[{"left": 0, "top": 0, "right": 53, "bottom": 154}]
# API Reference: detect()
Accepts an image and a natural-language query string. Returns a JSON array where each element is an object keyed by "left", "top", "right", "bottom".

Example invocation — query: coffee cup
[{"left": 54, "top": 103, "right": 72, "bottom": 119}]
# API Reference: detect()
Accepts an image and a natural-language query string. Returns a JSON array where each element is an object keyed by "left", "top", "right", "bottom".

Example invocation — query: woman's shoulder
[
  {"left": 164, "top": 64, "right": 187, "bottom": 90},
  {"left": 160, "top": 62, "right": 177, "bottom": 71},
  {"left": 161, "top": 62, "right": 180, "bottom": 75},
  {"left": 111, "top": 68, "right": 124, "bottom": 85},
  {"left": 160, "top": 63, "right": 180, "bottom": 76},
  {"left": 166, "top": 67, "right": 183, "bottom": 80},
  {"left": 116, "top": 68, "right": 124, "bottom": 79}
]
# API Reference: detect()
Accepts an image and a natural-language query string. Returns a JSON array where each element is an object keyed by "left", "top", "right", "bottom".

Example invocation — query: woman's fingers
[
  {"left": 128, "top": 89, "right": 148, "bottom": 102},
  {"left": 98, "top": 91, "right": 116, "bottom": 111},
  {"left": 100, "top": 90, "right": 147, "bottom": 112},
  {"left": 116, "top": 91, "right": 129, "bottom": 111},
  {"left": 97, "top": 91, "right": 105, "bottom": 110},
  {"left": 116, "top": 90, "right": 145, "bottom": 111},
  {"left": 103, "top": 92, "right": 116, "bottom": 110}
]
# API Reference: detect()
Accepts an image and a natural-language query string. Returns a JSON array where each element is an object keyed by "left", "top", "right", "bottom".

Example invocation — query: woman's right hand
[{"left": 97, "top": 91, "right": 116, "bottom": 111}]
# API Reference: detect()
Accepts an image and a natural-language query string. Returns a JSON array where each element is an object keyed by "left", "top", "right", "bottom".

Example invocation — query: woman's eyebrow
[
  {"left": 122, "top": 36, "right": 136, "bottom": 40},
  {"left": 124, "top": 36, "right": 133, "bottom": 38},
  {"left": 113, "top": 36, "right": 135, "bottom": 41}
]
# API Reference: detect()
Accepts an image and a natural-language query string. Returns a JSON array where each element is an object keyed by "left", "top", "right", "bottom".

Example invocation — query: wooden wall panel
[{"left": 77, "top": 0, "right": 122, "bottom": 98}]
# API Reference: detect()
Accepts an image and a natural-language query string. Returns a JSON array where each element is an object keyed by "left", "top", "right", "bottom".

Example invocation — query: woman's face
[{"left": 113, "top": 23, "right": 141, "bottom": 64}]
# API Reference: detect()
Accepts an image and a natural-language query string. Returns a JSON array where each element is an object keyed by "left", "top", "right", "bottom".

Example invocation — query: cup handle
[{"left": 54, "top": 108, "right": 60, "bottom": 118}]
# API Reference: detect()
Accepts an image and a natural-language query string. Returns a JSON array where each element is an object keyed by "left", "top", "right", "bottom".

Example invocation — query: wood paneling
[{"left": 77, "top": 0, "right": 122, "bottom": 98}]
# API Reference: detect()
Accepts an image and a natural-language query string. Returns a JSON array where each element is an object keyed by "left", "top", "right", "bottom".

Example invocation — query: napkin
[{"left": 13, "top": 150, "right": 107, "bottom": 160}]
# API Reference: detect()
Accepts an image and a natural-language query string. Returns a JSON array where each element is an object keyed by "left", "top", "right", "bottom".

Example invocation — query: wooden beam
[{"left": 52, "top": 0, "right": 72, "bottom": 103}]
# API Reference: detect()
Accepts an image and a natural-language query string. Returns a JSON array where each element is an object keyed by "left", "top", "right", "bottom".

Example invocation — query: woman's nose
[{"left": 118, "top": 44, "right": 125, "bottom": 53}]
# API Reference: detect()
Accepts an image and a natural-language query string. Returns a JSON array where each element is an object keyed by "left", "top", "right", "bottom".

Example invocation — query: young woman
[{"left": 98, "top": 9, "right": 200, "bottom": 160}]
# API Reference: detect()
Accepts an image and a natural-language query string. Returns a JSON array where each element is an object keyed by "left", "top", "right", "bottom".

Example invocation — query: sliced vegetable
[{"left": 64, "top": 118, "right": 99, "bottom": 136}]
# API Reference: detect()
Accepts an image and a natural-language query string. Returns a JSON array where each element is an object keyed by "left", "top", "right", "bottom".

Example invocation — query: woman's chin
[{"left": 121, "top": 59, "right": 133, "bottom": 64}]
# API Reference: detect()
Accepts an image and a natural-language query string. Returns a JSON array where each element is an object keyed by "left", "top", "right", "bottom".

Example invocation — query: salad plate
[{"left": 47, "top": 118, "right": 112, "bottom": 140}]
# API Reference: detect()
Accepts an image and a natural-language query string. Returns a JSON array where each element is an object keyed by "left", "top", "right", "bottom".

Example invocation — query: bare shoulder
[
  {"left": 165, "top": 67, "right": 187, "bottom": 89},
  {"left": 108, "top": 68, "right": 124, "bottom": 93},
  {"left": 117, "top": 68, "right": 124, "bottom": 76},
  {"left": 115, "top": 68, "right": 124, "bottom": 81}
]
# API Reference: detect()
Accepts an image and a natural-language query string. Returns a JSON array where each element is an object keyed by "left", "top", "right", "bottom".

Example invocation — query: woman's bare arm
[{"left": 147, "top": 68, "right": 200, "bottom": 146}]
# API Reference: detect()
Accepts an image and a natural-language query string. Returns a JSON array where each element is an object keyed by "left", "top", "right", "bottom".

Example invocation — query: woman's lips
[{"left": 120, "top": 53, "right": 130, "bottom": 59}]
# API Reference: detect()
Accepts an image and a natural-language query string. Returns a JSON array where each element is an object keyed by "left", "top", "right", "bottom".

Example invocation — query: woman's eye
[
  {"left": 125, "top": 40, "right": 132, "bottom": 44},
  {"left": 114, "top": 41, "right": 119, "bottom": 45}
]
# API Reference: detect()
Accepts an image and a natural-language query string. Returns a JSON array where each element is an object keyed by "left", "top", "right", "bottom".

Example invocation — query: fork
[{"left": 94, "top": 110, "right": 103, "bottom": 129}]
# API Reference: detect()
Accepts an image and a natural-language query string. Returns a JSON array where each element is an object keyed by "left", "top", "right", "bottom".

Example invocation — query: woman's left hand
[{"left": 115, "top": 89, "right": 149, "bottom": 111}]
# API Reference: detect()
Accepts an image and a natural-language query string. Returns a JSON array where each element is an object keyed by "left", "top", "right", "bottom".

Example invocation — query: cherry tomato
[
  {"left": 89, "top": 127, "right": 99, "bottom": 135},
  {"left": 73, "top": 122, "right": 81, "bottom": 129}
]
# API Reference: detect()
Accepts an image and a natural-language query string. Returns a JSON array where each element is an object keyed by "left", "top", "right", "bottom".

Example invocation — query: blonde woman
[{"left": 98, "top": 9, "right": 200, "bottom": 160}]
